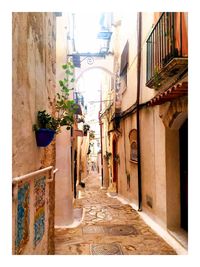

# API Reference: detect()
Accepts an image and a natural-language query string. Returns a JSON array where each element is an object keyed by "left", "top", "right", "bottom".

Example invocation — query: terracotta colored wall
[
  {"left": 140, "top": 106, "right": 167, "bottom": 226},
  {"left": 12, "top": 12, "right": 56, "bottom": 254},
  {"left": 117, "top": 115, "right": 138, "bottom": 203},
  {"left": 175, "top": 13, "right": 188, "bottom": 57}
]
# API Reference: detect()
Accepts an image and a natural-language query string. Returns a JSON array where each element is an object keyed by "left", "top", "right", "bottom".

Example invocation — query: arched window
[
  {"left": 130, "top": 141, "right": 138, "bottom": 162},
  {"left": 129, "top": 129, "right": 138, "bottom": 162}
]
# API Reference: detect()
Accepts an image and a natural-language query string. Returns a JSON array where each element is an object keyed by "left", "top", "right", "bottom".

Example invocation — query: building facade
[
  {"left": 101, "top": 12, "right": 188, "bottom": 248},
  {"left": 12, "top": 12, "right": 57, "bottom": 254}
]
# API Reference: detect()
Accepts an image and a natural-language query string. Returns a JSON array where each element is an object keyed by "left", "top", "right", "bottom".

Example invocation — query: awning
[{"left": 147, "top": 82, "right": 188, "bottom": 107}]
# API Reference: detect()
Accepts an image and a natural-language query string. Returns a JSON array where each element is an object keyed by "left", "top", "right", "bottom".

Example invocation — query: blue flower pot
[{"left": 35, "top": 128, "right": 55, "bottom": 147}]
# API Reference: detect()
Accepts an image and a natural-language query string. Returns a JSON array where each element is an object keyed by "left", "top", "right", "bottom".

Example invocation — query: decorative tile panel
[
  {"left": 15, "top": 182, "right": 30, "bottom": 254},
  {"left": 34, "top": 176, "right": 46, "bottom": 247}
]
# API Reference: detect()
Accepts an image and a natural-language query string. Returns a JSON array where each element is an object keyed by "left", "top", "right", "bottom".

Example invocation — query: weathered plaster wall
[
  {"left": 113, "top": 13, "right": 138, "bottom": 112},
  {"left": 140, "top": 13, "right": 156, "bottom": 104},
  {"left": 140, "top": 106, "right": 167, "bottom": 227},
  {"left": 54, "top": 14, "right": 74, "bottom": 226},
  {"left": 165, "top": 128, "right": 180, "bottom": 228},
  {"left": 80, "top": 134, "right": 90, "bottom": 179},
  {"left": 109, "top": 12, "right": 188, "bottom": 238},
  {"left": 55, "top": 127, "right": 73, "bottom": 226},
  {"left": 13, "top": 12, "right": 56, "bottom": 177},
  {"left": 117, "top": 115, "right": 138, "bottom": 203},
  {"left": 12, "top": 12, "right": 56, "bottom": 254}
]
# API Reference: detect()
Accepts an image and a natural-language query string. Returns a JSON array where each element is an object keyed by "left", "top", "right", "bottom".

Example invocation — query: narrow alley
[
  {"left": 12, "top": 11, "right": 188, "bottom": 257},
  {"left": 55, "top": 171, "right": 176, "bottom": 255}
]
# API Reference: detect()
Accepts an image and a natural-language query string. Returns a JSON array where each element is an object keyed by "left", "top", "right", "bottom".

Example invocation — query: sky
[{"left": 74, "top": 12, "right": 103, "bottom": 53}]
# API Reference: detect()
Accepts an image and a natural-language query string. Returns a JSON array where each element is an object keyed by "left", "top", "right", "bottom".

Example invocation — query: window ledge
[{"left": 129, "top": 159, "right": 138, "bottom": 164}]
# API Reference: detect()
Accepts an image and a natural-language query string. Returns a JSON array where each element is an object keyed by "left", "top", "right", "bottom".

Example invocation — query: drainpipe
[
  {"left": 136, "top": 12, "right": 142, "bottom": 211},
  {"left": 99, "top": 85, "right": 104, "bottom": 186},
  {"left": 99, "top": 114, "right": 104, "bottom": 186}
]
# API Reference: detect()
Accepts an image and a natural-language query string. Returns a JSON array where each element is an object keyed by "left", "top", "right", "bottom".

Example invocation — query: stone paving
[{"left": 55, "top": 171, "right": 176, "bottom": 255}]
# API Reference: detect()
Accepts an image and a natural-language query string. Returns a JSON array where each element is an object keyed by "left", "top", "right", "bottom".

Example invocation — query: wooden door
[
  {"left": 179, "top": 119, "right": 188, "bottom": 231},
  {"left": 113, "top": 139, "right": 118, "bottom": 192}
]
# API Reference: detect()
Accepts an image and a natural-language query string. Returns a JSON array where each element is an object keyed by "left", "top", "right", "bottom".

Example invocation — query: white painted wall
[{"left": 55, "top": 14, "right": 74, "bottom": 226}]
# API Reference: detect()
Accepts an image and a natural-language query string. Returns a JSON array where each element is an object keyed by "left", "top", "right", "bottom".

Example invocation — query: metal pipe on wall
[{"left": 136, "top": 12, "right": 142, "bottom": 211}]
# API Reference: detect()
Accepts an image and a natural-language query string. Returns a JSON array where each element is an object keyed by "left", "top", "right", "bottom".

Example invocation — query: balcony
[
  {"left": 73, "top": 92, "right": 84, "bottom": 115},
  {"left": 146, "top": 12, "right": 188, "bottom": 90}
]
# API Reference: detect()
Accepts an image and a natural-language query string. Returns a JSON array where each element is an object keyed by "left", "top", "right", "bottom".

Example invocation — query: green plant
[
  {"left": 89, "top": 130, "right": 95, "bottom": 139},
  {"left": 153, "top": 65, "right": 161, "bottom": 89},
  {"left": 33, "top": 61, "right": 79, "bottom": 134},
  {"left": 33, "top": 110, "right": 59, "bottom": 132},
  {"left": 104, "top": 151, "right": 112, "bottom": 161},
  {"left": 55, "top": 61, "right": 79, "bottom": 130},
  {"left": 83, "top": 124, "right": 90, "bottom": 134}
]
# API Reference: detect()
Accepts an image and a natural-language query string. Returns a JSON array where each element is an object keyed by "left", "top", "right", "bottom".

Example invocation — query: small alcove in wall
[{"left": 129, "top": 129, "right": 138, "bottom": 163}]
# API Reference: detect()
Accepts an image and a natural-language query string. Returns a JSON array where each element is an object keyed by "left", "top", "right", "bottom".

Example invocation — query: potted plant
[
  {"left": 83, "top": 124, "right": 90, "bottom": 136},
  {"left": 76, "top": 117, "right": 85, "bottom": 123},
  {"left": 33, "top": 110, "right": 59, "bottom": 147},
  {"left": 33, "top": 61, "right": 79, "bottom": 147},
  {"left": 89, "top": 130, "right": 95, "bottom": 139}
]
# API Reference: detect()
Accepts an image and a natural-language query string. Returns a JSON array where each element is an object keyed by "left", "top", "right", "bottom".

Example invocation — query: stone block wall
[{"left": 12, "top": 12, "right": 56, "bottom": 254}]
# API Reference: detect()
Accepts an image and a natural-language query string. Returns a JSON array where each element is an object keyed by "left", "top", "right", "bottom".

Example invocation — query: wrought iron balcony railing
[
  {"left": 146, "top": 12, "right": 188, "bottom": 89},
  {"left": 73, "top": 92, "right": 84, "bottom": 106}
]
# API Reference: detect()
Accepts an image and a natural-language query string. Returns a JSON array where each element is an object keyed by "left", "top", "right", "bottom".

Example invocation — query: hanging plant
[
  {"left": 153, "top": 65, "right": 161, "bottom": 89},
  {"left": 33, "top": 110, "right": 59, "bottom": 147},
  {"left": 33, "top": 61, "right": 79, "bottom": 147}
]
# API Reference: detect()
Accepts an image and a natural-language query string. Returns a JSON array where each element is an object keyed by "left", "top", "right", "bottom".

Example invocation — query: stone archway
[
  {"left": 74, "top": 55, "right": 114, "bottom": 84},
  {"left": 76, "top": 65, "right": 115, "bottom": 83},
  {"left": 160, "top": 96, "right": 188, "bottom": 234},
  {"left": 160, "top": 96, "right": 188, "bottom": 130}
]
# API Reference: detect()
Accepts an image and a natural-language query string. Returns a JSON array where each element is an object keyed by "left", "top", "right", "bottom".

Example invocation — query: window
[
  {"left": 130, "top": 141, "right": 138, "bottom": 162},
  {"left": 120, "top": 41, "right": 129, "bottom": 93},
  {"left": 129, "top": 129, "right": 138, "bottom": 162}
]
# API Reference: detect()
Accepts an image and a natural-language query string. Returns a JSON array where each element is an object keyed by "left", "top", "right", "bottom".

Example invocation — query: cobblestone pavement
[{"left": 55, "top": 171, "right": 176, "bottom": 255}]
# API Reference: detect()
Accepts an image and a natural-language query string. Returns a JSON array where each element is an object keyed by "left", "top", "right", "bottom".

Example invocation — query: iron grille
[{"left": 146, "top": 12, "right": 183, "bottom": 84}]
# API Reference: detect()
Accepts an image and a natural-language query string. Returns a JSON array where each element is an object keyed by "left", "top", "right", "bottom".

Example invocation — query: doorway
[
  {"left": 74, "top": 150, "right": 77, "bottom": 199},
  {"left": 113, "top": 138, "right": 118, "bottom": 192},
  {"left": 179, "top": 119, "right": 188, "bottom": 231}
]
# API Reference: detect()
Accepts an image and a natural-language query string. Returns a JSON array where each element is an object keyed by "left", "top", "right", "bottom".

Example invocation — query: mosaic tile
[
  {"left": 15, "top": 182, "right": 30, "bottom": 254},
  {"left": 34, "top": 176, "right": 46, "bottom": 247}
]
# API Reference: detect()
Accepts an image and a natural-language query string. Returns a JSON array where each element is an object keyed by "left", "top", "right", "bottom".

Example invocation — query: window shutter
[{"left": 120, "top": 41, "right": 129, "bottom": 76}]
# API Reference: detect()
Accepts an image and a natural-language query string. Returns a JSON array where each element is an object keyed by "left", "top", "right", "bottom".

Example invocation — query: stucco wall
[
  {"left": 165, "top": 128, "right": 180, "bottom": 228},
  {"left": 117, "top": 115, "right": 138, "bottom": 203},
  {"left": 140, "top": 106, "right": 167, "bottom": 226},
  {"left": 113, "top": 13, "right": 138, "bottom": 112},
  {"left": 140, "top": 13, "right": 156, "bottom": 104},
  {"left": 54, "top": 14, "right": 74, "bottom": 226},
  {"left": 12, "top": 12, "right": 56, "bottom": 254}
]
